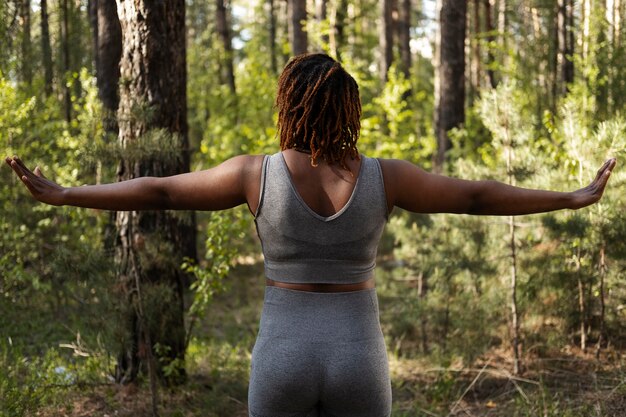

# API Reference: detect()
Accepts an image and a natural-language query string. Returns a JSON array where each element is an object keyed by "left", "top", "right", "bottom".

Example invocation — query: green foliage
[
  {"left": 1, "top": 346, "right": 70, "bottom": 416},
  {"left": 0, "top": 71, "right": 121, "bottom": 413},
  {"left": 0, "top": 338, "right": 112, "bottom": 417},
  {"left": 360, "top": 66, "right": 434, "bottom": 163},
  {"left": 154, "top": 343, "right": 186, "bottom": 382},
  {"left": 183, "top": 207, "right": 251, "bottom": 341},
  {"left": 1, "top": 71, "right": 111, "bottom": 298}
]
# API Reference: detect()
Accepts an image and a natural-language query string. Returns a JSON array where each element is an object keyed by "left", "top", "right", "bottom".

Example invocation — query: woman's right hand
[
  {"left": 569, "top": 158, "right": 617, "bottom": 209},
  {"left": 5, "top": 156, "right": 66, "bottom": 206}
]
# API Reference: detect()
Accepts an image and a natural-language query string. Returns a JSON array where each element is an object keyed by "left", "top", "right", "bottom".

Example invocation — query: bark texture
[
  {"left": 330, "top": 0, "right": 347, "bottom": 60},
  {"left": 20, "top": 0, "right": 32, "bottom": 85},
  {"left": 61, "top": 0, "right": 71, "bottom": 122},
  {"left": 90, "top": 0, "right": 122, "bottom": 134},
  {"left": 434, "top": 0, "right": 467, "bottom": 170},
  {"left": 267, "top": 0, "right": 278, "bottom": 74},
  {"left": 471, "top": 0, "right": 481, "bottom": 93},
  {"left": 380, "top": 0, "right": 394, "bottom": 82},
  {"left": 316, "top": 0, "right": 328, "bottom": 47},
  {"left": 289, "top": 0, "right": 308, "bottom": 55},
  {"left": 216, "top": 0, "right": 236, "bottom": 94},
  {"left": 484, "top": 0, "right": 497, "bottom": 88},
  {"left": 114, "top": 0, "right": 196, "bottom": 385},
  {"left": 557, "top": 0, "right": 574, "bottom": 94},
  {"left": 268, "top": 0, "right": 277, "bottom": 73},
  {"left": 398, "top": 0, "right": 412, "bottom": 79},
  {"left": 41, "top": 0, "right": 53, "bottom": 95}
]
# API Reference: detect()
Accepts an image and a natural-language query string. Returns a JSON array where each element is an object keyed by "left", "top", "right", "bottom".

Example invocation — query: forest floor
[
  {"left": 8, "top": 262, "right": 626, "bottom": 417},
  {"left": 34, "top": 350, "right": 626, "bottom": 417}
]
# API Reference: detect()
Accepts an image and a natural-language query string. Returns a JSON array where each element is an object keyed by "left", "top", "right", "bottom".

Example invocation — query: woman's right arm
[{"left": 5, "top": 155, "right": 264, "bottom": 212}]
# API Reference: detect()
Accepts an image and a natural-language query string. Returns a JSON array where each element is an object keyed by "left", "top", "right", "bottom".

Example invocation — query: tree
[
  {"left": 288, "top": 0, "right": 308, "bottom": 55},
  {"left": 329, "top": 0, "right": 347, "bottom": 60},
  {"left": 268, "top": 0, "right": 277, "bottom": 73},
  {"left": 469, "top": 0, "right": 481, "bottom": 98},
  {"left": 216, "top": 0, "right": 236, "bottom": 94},
  {"left": 60, "top": 0, "right": 71, "bottom": 122},
  {"left": 557, "top": 0, "right": 574, "bottom": 95},
  {"left": 316, "top": 0, "right": 329, "bottom": 47},
  {"left": 40, "top": 0, "right": 53, "bottom": 96},
  {"left": 479, "top": 82, "right": 536, "bottom": 375},
  {"left": 484, "top": 0, "right": 496, "bottom": 88},
  {"left": 397, "top": 0, "right": 412, "bottom": 80},
  {"left": 19, "top": 0, "right": 31, "bottom": 85},
  {"left": 89, "top": 0, "right": 122, "bottom": 135},
  {"left": 114, "top": 0, "right": 197, "bottom": 385},
  {"left": 380, "top": 0, "right": 394, "bottom": 82},
  {"left": 434, "top": 0, "right": 467, "bottom": 170}
]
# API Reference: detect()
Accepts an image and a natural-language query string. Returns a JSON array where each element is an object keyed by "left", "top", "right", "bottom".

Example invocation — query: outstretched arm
[
  {"left": 379, "top": 158, "right": 617, "bottom": 215},
  {"left": 5, "top": 155, "right": 264, "bottom": 212}
]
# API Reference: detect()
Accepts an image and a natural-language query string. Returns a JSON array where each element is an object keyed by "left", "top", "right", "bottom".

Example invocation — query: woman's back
[
  {"left": 280, "top": 149, "right": 362, "bottom": 217},
  {"left": 254, "top": 150, "right": 388, "bottom": 285}
]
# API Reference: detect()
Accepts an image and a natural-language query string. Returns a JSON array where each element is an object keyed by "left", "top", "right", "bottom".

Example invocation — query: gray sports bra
[{"left": 254, "top": 152, "right": 388, "bottom": 284}]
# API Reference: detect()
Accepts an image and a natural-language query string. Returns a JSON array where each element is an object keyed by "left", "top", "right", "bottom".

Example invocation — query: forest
[{"left": 0, "top": 0, "right": 625, "bottom": 416}]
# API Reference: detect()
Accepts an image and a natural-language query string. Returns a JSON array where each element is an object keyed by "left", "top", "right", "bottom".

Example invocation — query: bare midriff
[{"left": 265, "top": 277, "right": 375, "bottom": 293}]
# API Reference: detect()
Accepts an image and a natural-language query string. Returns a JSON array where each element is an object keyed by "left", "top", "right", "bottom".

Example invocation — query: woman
[{"left": 5, "top": 54, "right": 616, "bottom": 417}]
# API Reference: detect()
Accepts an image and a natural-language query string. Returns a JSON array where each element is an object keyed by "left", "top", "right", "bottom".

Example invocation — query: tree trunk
[
  {"left": 434, "top": 0, "right": 467, "bottom": 171},
  {"left": 576, "top": 252, "right": 587, "bottom": 352},
  {"left": 268, "top": 0, "right": 277, "bottom": 73},
  {"left": 497, "top": 0, "right": 507, "bottom": 70},
  {"left": 41, "top": 0, "right": 53, "bottom": 96},
  {"left": 216, "top": 0, "right": 236, "bottom": 94},
  {"left": 380, "top": 0, "right": 394, "bottom": 82},
  {"left": 89, "top": 0, "right": 122, "bottom": 267},
  {"left": 417, "top": 272, "right": 429, "bottom": 354},
  {"left": 330, "top": 0, "right": 347, "bottom": 60},
  {"left": 614, "top": 0, "right": 622, "bottom": 48},
  {"left": 20, "top": 0, "right": 32, "bottom": 85},
  {"left": 596, "top": 243, "right": 607, "bottom": 358},
  {"left": 509, "top": 214, "right": 520, "bottom": 374},
  {"left": 89, "top": 0, "right": 122, "bottom": 135},
  {"left": 433, "top": 0, "right": 442, "bottom": 164},
  {"left": 442, "top": 282, "right": 451, "bottom": 352},
  {"left": 530, "top": 6, "right": 548, "bottom": 101},
  {"left": 398, "top": 0, "right": 411, "bottom": 79},
  {"left": 61, "top": 0, "right": 71, "bottom": 123},
  {"left": 316, "top": 0, "right": 328, "bottom": 48},
  {"left": 114, "top": 0, "right": 196, "bottom": 386},
  {"left": 89, "top": 0, "right": 97, "bottom": 74},
  {"left": 581, "top": 0, "right": 591, "bottom": 60},
  {"left": 505, "top": 145, "right": 521, "bottom": 375},
  {"left": 289, "top": 0, "right": 308, "bottom": 55},
  {"left": 557, "top": 0, "right": 574, "bottom": 95},
  {"left": 597, "top": 1, "right": 610, "bottom": 116},
  {"left": 567, "top": 0, "right": 575, "bottom": 84},
  {"left": 471, "top": 0, "right": 481, "bottom": 94},
  {"left": 484, "top": 0, "right": 497, "bottom": 88},
  {"left": 609, "top": 0, "right": 620, "bottom": 110}
]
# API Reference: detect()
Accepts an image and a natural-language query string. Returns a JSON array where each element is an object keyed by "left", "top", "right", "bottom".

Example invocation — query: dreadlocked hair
[{"left": 276, "top": 53, "right": 361, "bottom": 170}]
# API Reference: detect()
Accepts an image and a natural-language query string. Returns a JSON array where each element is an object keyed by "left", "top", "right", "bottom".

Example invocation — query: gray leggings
[{"left": 249, "top": 286, "right": 392, "bottom": 417}]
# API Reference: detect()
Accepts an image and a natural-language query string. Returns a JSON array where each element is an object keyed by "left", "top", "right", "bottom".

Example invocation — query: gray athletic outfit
[{"left": 250, "top": 152, "right": 391, "bottom": 417}]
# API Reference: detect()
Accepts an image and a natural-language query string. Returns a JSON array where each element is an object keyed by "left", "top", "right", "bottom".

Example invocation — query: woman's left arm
[{"left": 379, "top": 158, "right": 617, "bottom": 215}]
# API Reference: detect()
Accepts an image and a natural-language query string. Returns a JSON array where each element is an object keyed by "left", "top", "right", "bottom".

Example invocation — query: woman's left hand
[{"left": 5, "top": 156, "right": 66, "bottom": 206}]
